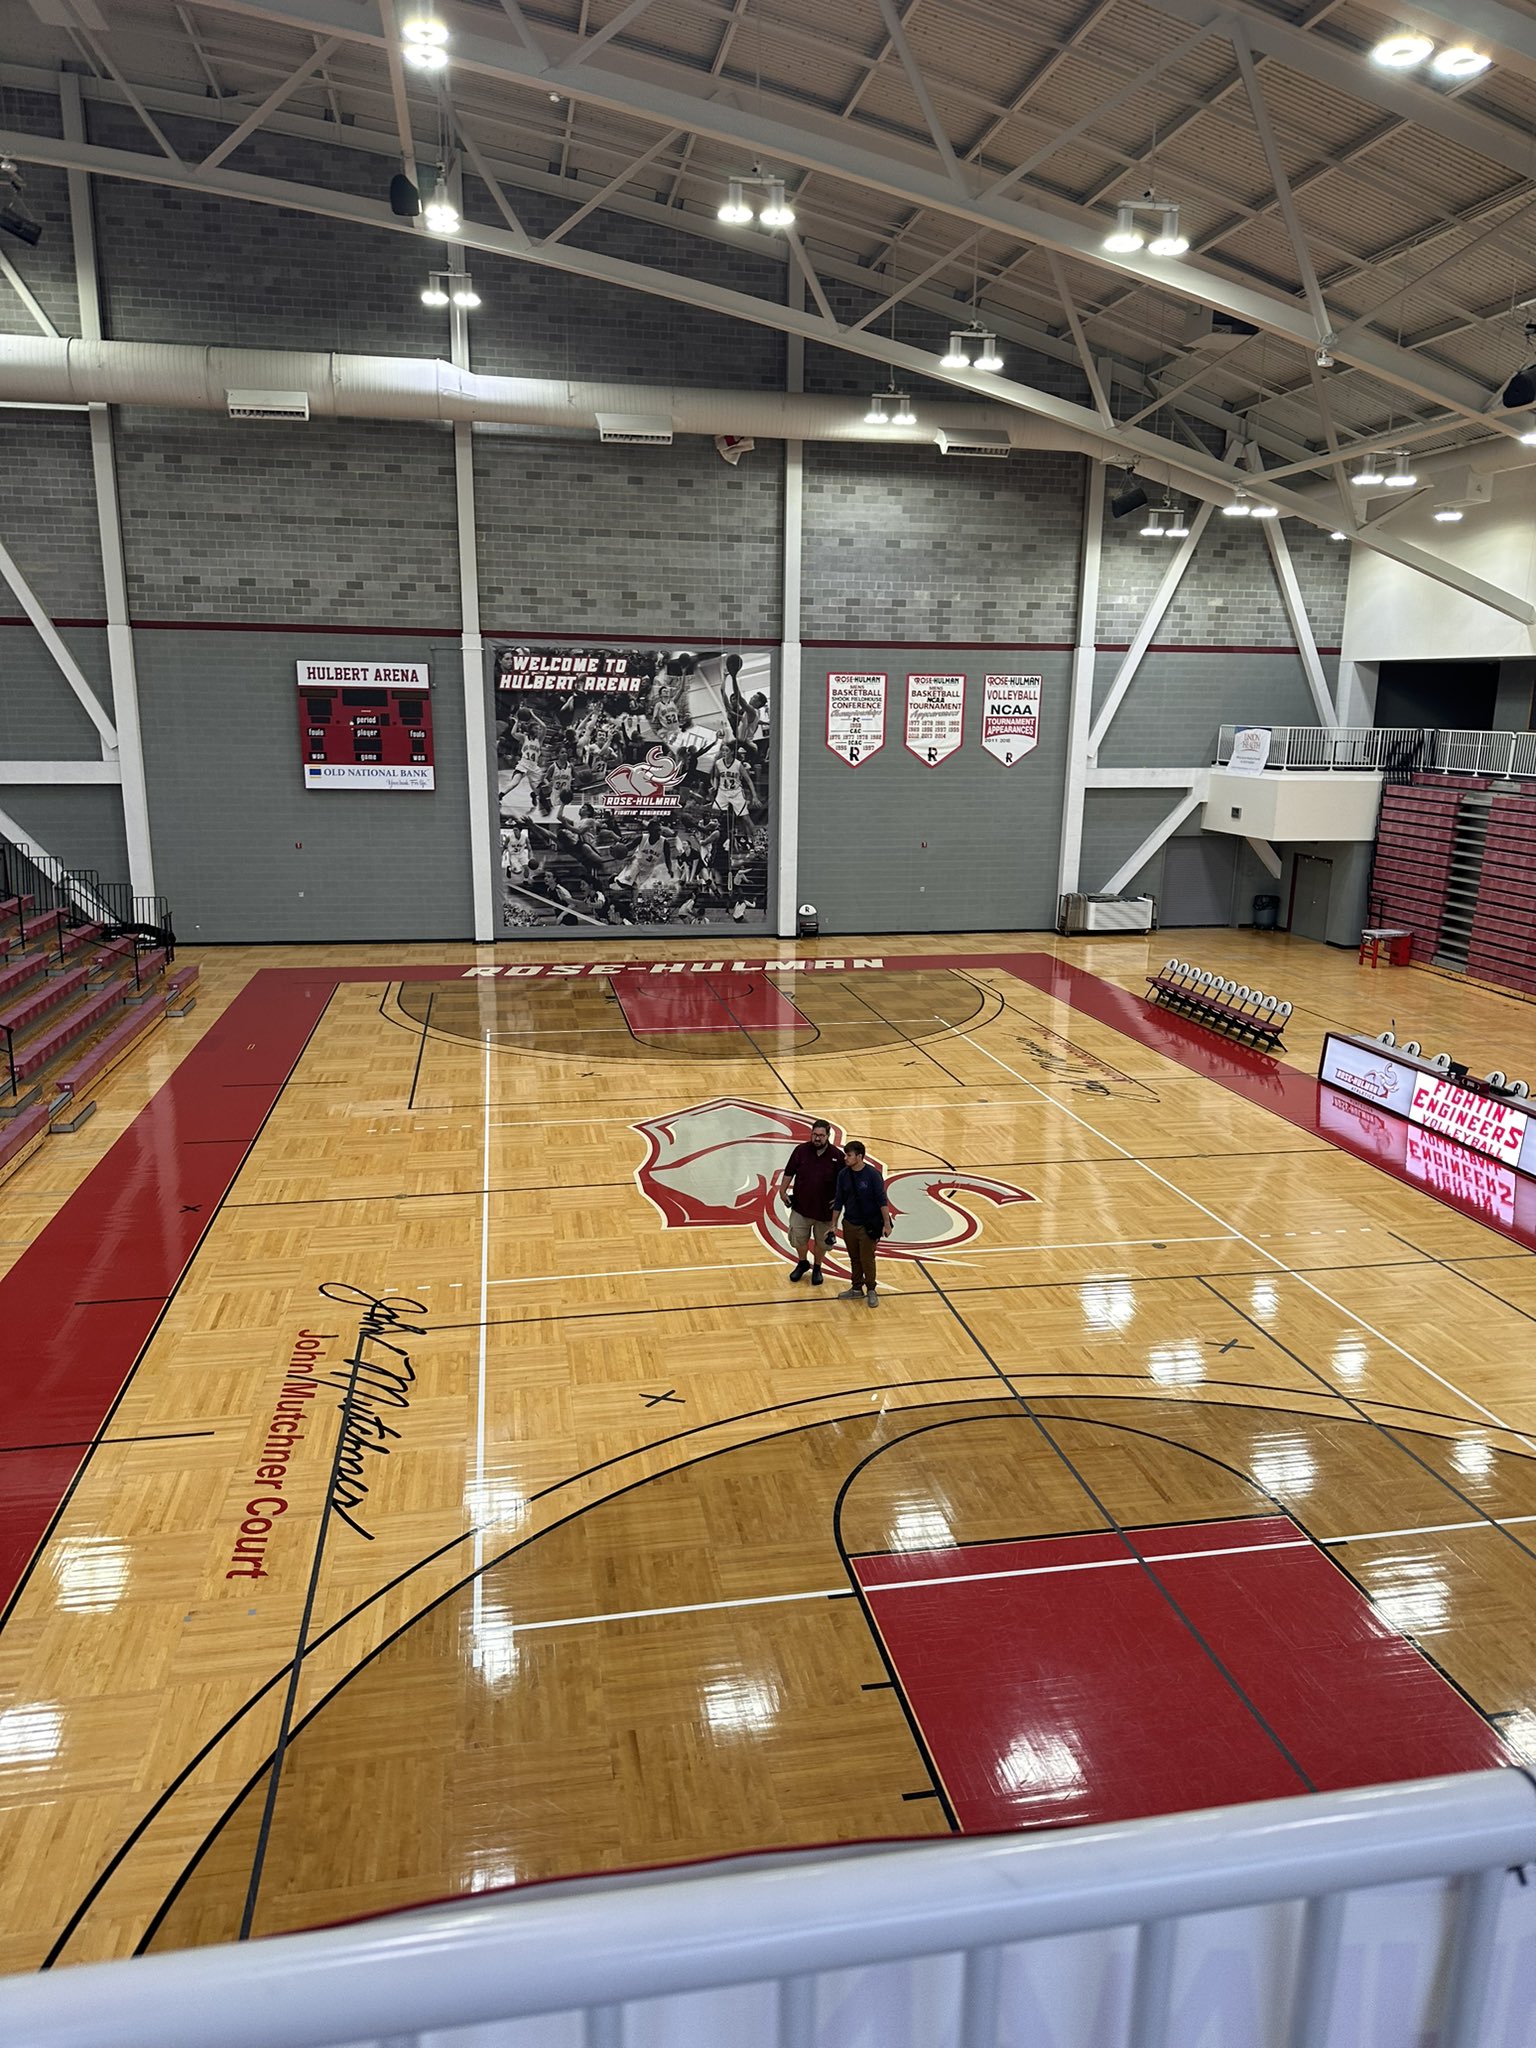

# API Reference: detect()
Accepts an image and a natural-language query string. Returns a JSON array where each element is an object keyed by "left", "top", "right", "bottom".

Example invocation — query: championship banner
[
  {"left": 493, "top": 645, "right": 771, "bottom": 933},
  {"left": 296, "top": 660, "right": 434, "bottom": 789},
  {"left": 904, "top": 674, "right": 965, "bottom": 766},
  {"left": 981, "top": 674, "right": 1041, "bottom": 766},
  {"left": 826, "top": 672, "right": 887, "bottom": 768}
]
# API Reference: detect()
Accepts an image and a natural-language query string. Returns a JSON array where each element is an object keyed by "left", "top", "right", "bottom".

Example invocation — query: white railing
[
  {"left": 5, "top": 1771, "right": 1535, "bottom": 2048},
  {"left": 1216, "top": 725, "right": 1536, "bottom": 779}
]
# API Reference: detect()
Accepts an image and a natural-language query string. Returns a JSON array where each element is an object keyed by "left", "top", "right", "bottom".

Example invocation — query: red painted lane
[
  {"left": 0, "top": 974, "right": 332, "bottom": 1620},
  {"left": 855, "top": 1516, "right": 1508, "bottom": 1832},
  {"left": 615, "top": 974, "right": 810, "bottom": 1036}
]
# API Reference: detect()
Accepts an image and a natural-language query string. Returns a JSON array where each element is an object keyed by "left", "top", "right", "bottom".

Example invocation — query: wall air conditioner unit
[
  {"left": 226, "top": 389, "right": 310, "bottom": 421},
  {"left": 596, "top": 413, "right": 673, "bottom": 445},
  {"left": 1057, "top": 893, "right": 1157, "bottom": 935},
  {"left": 935, "top": 428, "right": 1011, "bottom": 458}
]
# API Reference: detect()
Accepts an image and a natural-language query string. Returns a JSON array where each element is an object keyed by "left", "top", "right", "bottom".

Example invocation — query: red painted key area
[
  {"left": 616, "top": 973, "right": 810, "bottom": 1034},
  {"left": 854, "top": 1516, "right": 1509, "bottom": 1831}
]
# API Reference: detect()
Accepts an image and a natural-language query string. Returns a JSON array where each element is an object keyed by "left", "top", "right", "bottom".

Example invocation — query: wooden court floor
[{"left": 5, "top": 929, "right": 1536, "bottom": 1974}]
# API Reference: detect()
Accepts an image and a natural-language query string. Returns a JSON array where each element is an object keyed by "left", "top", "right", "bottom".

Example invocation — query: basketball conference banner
[
  {"left": 904, "top": 674, "right": 965, "bottom": 766},
  {"left": 827, "top": 672, "right": 886, "bottom": 767},
  {"left": 493, "top": 645, "right": 772, "bottom": 933},
  {"left": 981, "top": 674, "right": 1042, "bottom": 765}
]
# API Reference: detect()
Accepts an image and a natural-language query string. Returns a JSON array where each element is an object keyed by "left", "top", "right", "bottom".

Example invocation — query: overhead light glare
[
  {"left": 451, "top": 278, "right": 480, "bottom": 309},
  {"left": 890, "top": 394, "right": 917, "bottom": 426},
  {"left": 401, "top": 14, "right": 449, "bottom": 42},
  {"left": 758, "top": 179, "right": 795, "bottom": 229},
  {"left": 422, "top": 179, "right": 459, "bottom": 235},
  {"left": 1166, "top": 515, "right": 1190, "bottom": 538},
  {"left": 403, "top": 41, "right": 449, "bottom": 70},
  {"left": 939, "top": 332, "right": 972, "bottom": 370},
  {"left": 1371, "top": 32, "right": 1433, "bottom": 67},
  {"left": 1140, "top": 513, "right": 1166, "bottom": 537},
  {"left": 1383, "top": 451, "right": 1418, "bottom": 488},
  {"left": 1250, "top": 502, "right": 1279, "bottom": 519},
  {"left": 1148, "top": 206, "right": 1188, "bottom": 257},
  {"left": 1352, "top": 457, "right": 1385, "bottom": 487},
  {"left": 972, "top": 334, "right": 1004, "bottom": 372},
  {"left": 1103, "top": 202, "right": 1145, "bottom": 254},
  {"left": 1222, "top": 493, "right": 1251, "bottom": 517},
  {"left": 1521, "top": 426, "right": 1536, "bottom": 447},
  {"left": 420, "top": 279, "right": 449, "bottom": 307},
  {"left": 1431, "top": 45, "right": 1491, "bottom": 77},
  {"left": 1330, "top": 530, "right": 1348, "bottom": 540},
  {"left": 1433, "top": 506, "right": 1465, "bottom": 521},
  {"left": 717, "top": 179, "right": 753, "bottom": 225},
  {"left": 864, "top": 394, "right": 890, "bottom": 425}
]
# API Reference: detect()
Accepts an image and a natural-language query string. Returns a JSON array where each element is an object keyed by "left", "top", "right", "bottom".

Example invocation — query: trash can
[{"left": 1253, "top": 894, "right": 1280, "bottom": 930}]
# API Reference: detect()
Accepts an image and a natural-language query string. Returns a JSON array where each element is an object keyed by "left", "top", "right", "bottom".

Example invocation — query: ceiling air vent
[
  {"left": 935, "top": 428, "right": 1011, "bottom": 458},
  {"left": 226, "top": 389, "right": 310, "bottom": 421},
  {"left": 596, "top": 413, "right": 673, "bottom": 446}
]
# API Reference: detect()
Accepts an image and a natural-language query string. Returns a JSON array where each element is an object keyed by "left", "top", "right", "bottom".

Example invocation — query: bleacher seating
[
  {"left": 1368, "top": 778, "right": 1468, "bottom": 962},
  {"left": 0, "top": 1099, "right": 51, "bottom": 1188},
  {"left": 1145, "top": 960, "right": 1291, "bottom": 1049},
  {"left": 1468, "top": 793, "right": 1536, "bottom": 996}
]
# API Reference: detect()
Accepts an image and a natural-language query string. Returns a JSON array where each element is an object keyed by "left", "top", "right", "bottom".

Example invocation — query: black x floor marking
[{"left": 641, "top": 1388, "right": 685, "bottom": 1407}]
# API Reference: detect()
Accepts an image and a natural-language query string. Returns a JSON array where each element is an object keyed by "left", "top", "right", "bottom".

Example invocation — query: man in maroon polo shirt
[{"left": 781, "top": 1119, "right": 844, "bottom": 1287}]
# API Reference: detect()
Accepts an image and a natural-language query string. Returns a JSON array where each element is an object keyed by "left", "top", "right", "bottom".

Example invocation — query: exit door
[{"left": 1290, "top": 854, "right": 1333, "bottom": 942}]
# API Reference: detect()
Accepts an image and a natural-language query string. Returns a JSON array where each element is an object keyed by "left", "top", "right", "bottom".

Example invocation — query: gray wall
[
  {"left": 1, "top": 86, "right": 1362, "bottom": 943},
  {"left": 798, "top": 648, "right": 1071, "bottom": 933}
]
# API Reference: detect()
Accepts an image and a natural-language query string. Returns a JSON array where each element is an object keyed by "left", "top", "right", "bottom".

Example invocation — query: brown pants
[{"left": 842, "top": 1220, "right": 880, "bottom": 1292}]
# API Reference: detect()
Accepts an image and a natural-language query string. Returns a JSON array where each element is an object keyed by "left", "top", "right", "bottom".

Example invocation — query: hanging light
[
  {"left": 1148, "top": 205, "right": 1189, "bottom": 257},
  {"left": 1250, "top": 502, "right": 1279, "bottom": 519},
  {"left": 1433, "top": 506, "right": 1465, "bottom": 522},
  {"left": 972, "top": 332, "right": 1004, "bottom": 372},
  {"left": 1165, "top": 504, "right": 1190, "bottom": 538},
  {"left": 864, "top": 393, "right": 890, "bottom": 425},
  {"left": 1521, "top": 425, "right": 1536, "bottom": 446},
  {"left": 1371, "top": 33, "right": 1433, "bottom": 67},
  {"left": 1140, "top": 508, "right": 1166, "bottom": 538},
  {"left": 1103, "top": 202, "right": 1145, "bottom": 254},
  {"left": 758, "top": 179, "right": 795, "bottom": 229},
  {"left": 1383, "top": 450, "right": 1418, "bottom": 488},
  {"left": 717, "top": 179, "right": 753, "bottom": 225},
  {"left": 890, "top": 393, "right": 917, "bottom": 426},
  {"left": 1431, "top": 45, "right": 1491, "bottom": 78},
  {"left": 420, "top": 275, "right": 449, "bottom": 307},
  {"left": 401, "top": 15, "right": 449, "bottom": 69},
  {"left": 1222, "top": 491, "right": 1251, "bottom": 517},
  {"left": 1351, "top": 455, "right": 1385, "bottom": 487},
  {"left": 939, "top": 330, "right": 972, "bottom": 370},
  {"left": 1329, "top": 530, "right": 1348, "bottom": 541},
  {"left": 450, "top": 276, "right": 480, "bottom": 308},
  {"left": 422, "top": 177, "right": 459, "bottom": 235}
]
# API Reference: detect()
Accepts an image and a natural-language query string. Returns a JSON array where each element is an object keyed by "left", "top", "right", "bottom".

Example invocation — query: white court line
[
  {"left": 472, "top": 1031, "right": 493, "bottom": 1639},
  {"left": 484, "top": 1515, "right": 1536, "bottom": 1640},
  {"left": 940, "top": 1232, "right": 1234, "bottom": 1264},
  {"left": 958, "top": 1029, "right": 1536, "bottom": 1461}
]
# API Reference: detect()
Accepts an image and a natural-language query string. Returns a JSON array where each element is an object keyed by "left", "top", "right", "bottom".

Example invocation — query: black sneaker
[
  {"left": 789, "top": 1259, "right": 810, "bottom": 1282},
  {"left": 810, "top": 1268, "right": 824, "bottom": 1286}
]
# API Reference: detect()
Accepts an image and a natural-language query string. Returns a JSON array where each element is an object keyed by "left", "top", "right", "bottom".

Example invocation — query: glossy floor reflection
[{"left": 3, "top": 935, "right": 1536, "bottom": 1972}]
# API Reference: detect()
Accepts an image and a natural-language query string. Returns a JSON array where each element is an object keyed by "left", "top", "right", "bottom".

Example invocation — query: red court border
[{"left": 0, "top": 950, "right": 1524, "bottom": 1621}]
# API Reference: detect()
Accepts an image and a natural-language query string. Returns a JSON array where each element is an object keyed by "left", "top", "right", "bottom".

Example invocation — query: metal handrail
[
  {"left": 4, "top": 1771, "right": 1534, "bottom": 2048},
  {"left": 1215, "top": 726, "right": 1536, "bottom": 779}
]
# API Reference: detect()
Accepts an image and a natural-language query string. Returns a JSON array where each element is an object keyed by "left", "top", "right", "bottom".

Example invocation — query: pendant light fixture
[{"left": 1382, "top": 450, "right": 1418, "bottom": 489}]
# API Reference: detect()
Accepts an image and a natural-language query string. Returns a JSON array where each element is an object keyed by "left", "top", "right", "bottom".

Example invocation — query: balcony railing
[{"left": 1216, "top": 726, "right": 1536, "bottom": 779}]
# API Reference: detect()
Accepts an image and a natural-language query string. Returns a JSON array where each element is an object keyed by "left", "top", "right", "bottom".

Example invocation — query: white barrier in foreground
[{"left": 7, "top": 1771, "right": 1536, "bottom": 2048}]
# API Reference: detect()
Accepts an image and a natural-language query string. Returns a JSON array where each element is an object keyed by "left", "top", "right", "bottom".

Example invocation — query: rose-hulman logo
[
  {"left": 633, "top": 1098, "right": 1032, "bottom": 1267},
  {"left": 604, "top": 747, "right": 682, "bottom": 812}
]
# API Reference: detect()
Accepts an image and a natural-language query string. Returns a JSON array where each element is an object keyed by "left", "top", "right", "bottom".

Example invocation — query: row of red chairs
[{"left": 1146, "top": 960, "right": 1292, "bottom": 1049}]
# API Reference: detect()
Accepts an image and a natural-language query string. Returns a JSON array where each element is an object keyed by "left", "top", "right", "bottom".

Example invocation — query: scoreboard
[{"left": 296, "top": 660, "right": 435, "bottom": 790}]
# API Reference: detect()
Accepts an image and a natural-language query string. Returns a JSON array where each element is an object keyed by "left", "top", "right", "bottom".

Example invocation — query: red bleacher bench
[
  {"left": 87, "top": 936, "right": 136, "bottom": 982},
  {"left": 131, "top": 947, "right": 168, "bottom": 991},
  {"left": 20, "top": 909, "right": 62, "bottom": 947},
  {"left": 0, "top": 962, "right": 91, "bottom": 1041},
  {"left": 51, "top": 998, "right": 162, "bottom": 1109},
  {"left": 0, "top": 1099, "right": 50, "bottom": 1182},
  {"left": 0, "top": 895, "right": 32, "bottom": 923},
  {"left": 61, "top": 922, "right": 107, "bottom": 955},
  {"left": 13, "top": 985, "right": 124, "bottom": 1085},
  {"left": 0, "top": 951, "right": 50, "bottom": 1006},
  {"left": 163, "top": 961, "right": 199, "bottom": 1009}
]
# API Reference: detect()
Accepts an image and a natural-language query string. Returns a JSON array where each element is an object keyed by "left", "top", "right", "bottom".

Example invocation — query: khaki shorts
[{"left": 788, "top": 1208, "right": 833, "bottom": 1254}]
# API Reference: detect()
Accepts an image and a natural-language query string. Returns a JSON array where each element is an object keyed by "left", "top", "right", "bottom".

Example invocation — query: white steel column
[
  {"left": 1102, "top": 787, "right": 1204, "bottom": 896},
  {"left": 1087, "top": 503, "right": 1214, "bottom": 757},
  {"left": 447, "top": 190, "right": 496, "bottom": 942},
  {"left": 1056, "top": 458, "right": 1105, "bottom": 899},
  {"left": 61, "top": 72, "right": 157, "bottom": 900},
  {"left": 776, "top": 263, "right": 805, "bottom": 941}
]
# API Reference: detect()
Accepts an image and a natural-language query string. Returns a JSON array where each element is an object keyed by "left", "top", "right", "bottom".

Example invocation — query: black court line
[
  {"left": 897, "top": 1280, "right": 1319, "bottom": 1793},
  {"left": 1384, "top": 1231, "right": 1536, "bottom": 1330},
  {"left": 226, "top": 1179, "right": 637, "bottom": 1210},
  {"left": 839, "top": 978, "right": 970, "bottom": 1087},
  {"left": 1, "top": 1430, "right": 219, "bottom": 1456},
  {"left": 405, "top": 989, "right": 433, "bottom": 1112},
  {"left": 712, "top": 982, "right": 805, "bottom": 1110},
  {"left": 1195, "top": 1275, "right": 1536, "bottom": 1574},
  {"left": 73, "top": 1294, "right": 171, "bottom": 1306}
]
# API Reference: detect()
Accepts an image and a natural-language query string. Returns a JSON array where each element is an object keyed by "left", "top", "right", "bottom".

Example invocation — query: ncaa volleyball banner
[
  {"left": 981, "top": 674, "right": 1041, "bottom": 765},
  {"left": 492, "top": 644, "right": 772, "bottom": 933},
  {"left": 827, "top": 672, "right": 886, "bottom": 767},
  {"left": 904, "top": 674, "right": 966, "bottom": 766}
]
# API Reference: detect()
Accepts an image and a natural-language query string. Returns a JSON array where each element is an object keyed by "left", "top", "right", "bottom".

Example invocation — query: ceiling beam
[{"left": 175, "top": 0, "right": 1506, "bottom": 433}]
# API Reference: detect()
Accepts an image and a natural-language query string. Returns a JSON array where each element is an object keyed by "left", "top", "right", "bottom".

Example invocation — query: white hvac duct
[{"left": 0, "top": 335, "right": 1242, "bottom": 506}]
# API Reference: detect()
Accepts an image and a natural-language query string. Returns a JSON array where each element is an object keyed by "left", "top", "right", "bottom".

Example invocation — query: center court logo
[{"left": 633, "top": 1098, "right": 1033, "bottom": 1264}]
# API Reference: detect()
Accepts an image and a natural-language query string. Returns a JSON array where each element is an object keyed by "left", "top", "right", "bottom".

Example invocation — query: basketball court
[{"left": 5, "top": 930, "right": 1536, "bottom": 1974}]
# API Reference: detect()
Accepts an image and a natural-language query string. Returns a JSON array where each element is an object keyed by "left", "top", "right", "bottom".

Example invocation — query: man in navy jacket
[{"left": 832, "top": 1142, "right": 895, "bottom": 1308}]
